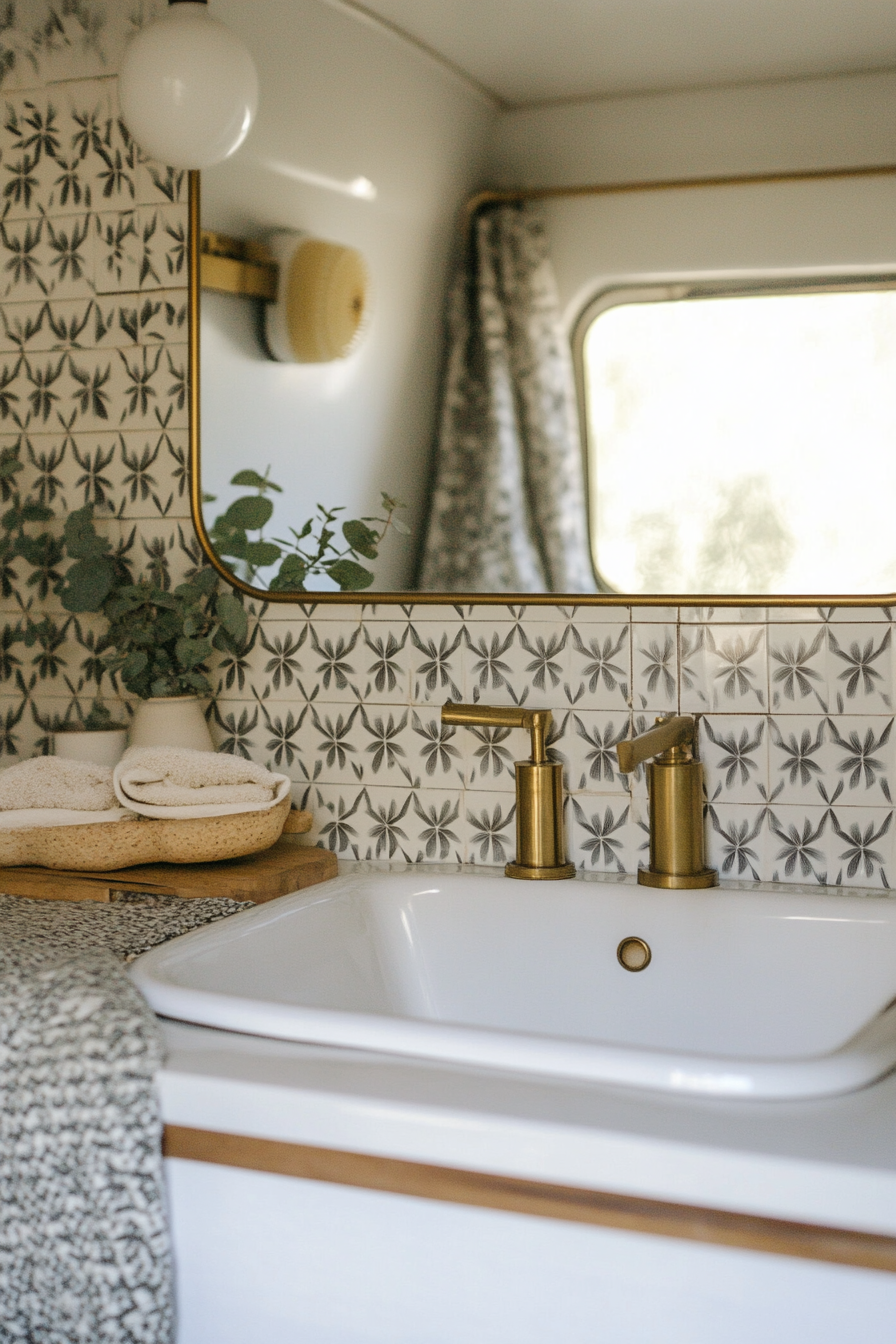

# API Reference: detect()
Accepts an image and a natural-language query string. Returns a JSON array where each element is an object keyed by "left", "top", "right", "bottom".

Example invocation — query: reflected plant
[{"left": 207, "top": 467, "right": 408, "bottom": 592}]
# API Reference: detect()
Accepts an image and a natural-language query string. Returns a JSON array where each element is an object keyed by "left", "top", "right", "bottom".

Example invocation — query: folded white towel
[
  {"left": 0, "top": 757, "right": 117, "bottom": 813},
  {"left": 113, "top": 746, "right": 291, "bottom": 819},
  {"left": 0, "top": 807, "right": 132, "bottom": 831}
]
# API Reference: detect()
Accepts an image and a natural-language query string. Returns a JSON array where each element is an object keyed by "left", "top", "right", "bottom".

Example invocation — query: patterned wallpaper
[{"left": 1, "top": 2, "right": 893, "bottom": 892}]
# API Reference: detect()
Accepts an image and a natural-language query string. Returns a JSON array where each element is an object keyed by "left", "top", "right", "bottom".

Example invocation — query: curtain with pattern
[{"left": 418, "top": 204, "right": 597, "bottom": 593}]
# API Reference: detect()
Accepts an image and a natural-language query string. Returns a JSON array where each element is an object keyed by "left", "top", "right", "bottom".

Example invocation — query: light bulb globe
[{"left": 119, "top": 2, "right": 259, "bottom": 170}]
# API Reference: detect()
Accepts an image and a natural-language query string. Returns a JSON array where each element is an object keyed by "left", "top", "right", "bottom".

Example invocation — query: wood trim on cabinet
[{"left": 163, "top": 1124, "right": 896, "bottom": 1274}]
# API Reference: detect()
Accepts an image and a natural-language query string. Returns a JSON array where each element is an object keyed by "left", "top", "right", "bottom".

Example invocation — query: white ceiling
[{"left": 348, "top": 0, "right": 896, "bottom": 106}]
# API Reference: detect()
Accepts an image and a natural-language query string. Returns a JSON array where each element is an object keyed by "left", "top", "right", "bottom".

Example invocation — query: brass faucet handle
[
  {"left": 441, "top": 702, "right": 553, "bottom": 765},
  {"left": 617, "top": 714, "right": 696, "bottom": 774},
  {"left": 441, "top": 702, "right": 573, "bottom": 879}
]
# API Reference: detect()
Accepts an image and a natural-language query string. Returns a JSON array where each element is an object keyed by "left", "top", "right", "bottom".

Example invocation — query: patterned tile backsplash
[
  {"left": 1, "top": 6, "right": 894, "bottom": 893},
  {"left": 197, "top": 602, "right": 894, "bottom": 888}
]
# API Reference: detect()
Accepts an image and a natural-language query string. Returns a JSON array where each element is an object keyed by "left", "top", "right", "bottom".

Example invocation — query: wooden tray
[{"left": 0, "top": 834, "right": 338, "bottom": 904}]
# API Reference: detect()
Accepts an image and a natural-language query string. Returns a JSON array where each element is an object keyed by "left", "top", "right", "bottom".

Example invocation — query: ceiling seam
[
  {"left": 499, "top": 61, "right": 896, "bottom": 115},
  {"left": 314, "top": 0, "right": 505, "bottom": 109}
]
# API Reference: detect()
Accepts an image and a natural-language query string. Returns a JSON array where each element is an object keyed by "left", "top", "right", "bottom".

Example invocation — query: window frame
[{"left": 571, "top": 272, "right": 896, "bottom": 596}]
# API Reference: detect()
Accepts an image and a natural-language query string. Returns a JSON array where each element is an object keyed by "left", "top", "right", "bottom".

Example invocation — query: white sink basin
[{"left": 132, "top": 870, "right": 896, "bottom": 1099}]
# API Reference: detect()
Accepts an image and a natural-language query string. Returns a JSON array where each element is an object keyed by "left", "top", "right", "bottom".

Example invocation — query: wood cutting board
[{"left": 0, "top": 835, "right": 338, "bottom": 904}]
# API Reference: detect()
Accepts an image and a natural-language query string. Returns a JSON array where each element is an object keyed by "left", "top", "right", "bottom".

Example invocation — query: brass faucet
[
  {"left": 441, "top": 702, "right": 575, "bottom": 880},
  {"left": 616, "top": 715, "right": 718, "bottom": 889}
]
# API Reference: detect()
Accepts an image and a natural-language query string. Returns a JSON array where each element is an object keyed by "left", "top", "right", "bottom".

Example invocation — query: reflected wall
[{"left": 199, "top": 0, "right": 494, "bottom": 592}]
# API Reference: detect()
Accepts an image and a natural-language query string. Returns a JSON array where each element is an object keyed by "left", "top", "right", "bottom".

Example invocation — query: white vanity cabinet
[
  {"left": 166, "top": 1160, "right": 895, "bottom": 1344},
  {"left": 158, "top": 1021, "right": 896, "bottom": 1344}
]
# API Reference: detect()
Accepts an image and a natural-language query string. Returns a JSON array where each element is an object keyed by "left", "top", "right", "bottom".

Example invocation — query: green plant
[
  {"left": 1, "top": 448, "right": 55, "bottom": 602},
  {"left": 1, "top": 456, "right": 128, "bottom": 731},
  {"left": 60, "top": 501, "right": 133, "bottom": 613},
  {"left": 80, "top": 699, "right": 123, "bottom": 731},
  {"left": 61, "top": 505, "right": 249, "bottom": 700},
  {"left": 4, "top": 453, "right": 249, "bottom": 705},
  {"left": 207, "top": 468, "right": 408, "bottom": 591}
]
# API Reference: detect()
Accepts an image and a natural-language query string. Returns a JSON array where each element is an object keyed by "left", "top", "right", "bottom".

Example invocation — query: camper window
[{"left": 575, "top": 279, "right": 896, "bottom": 595}]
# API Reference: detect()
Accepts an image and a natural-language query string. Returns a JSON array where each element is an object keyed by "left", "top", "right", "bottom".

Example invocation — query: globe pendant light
[{"left": 119, "top": 0, "right": 259, "bottom": 170}]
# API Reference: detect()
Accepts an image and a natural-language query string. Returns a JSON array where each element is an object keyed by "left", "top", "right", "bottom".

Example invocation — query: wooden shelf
[{"left": 0, "top": 836, "right": 337, "bottom": 903}]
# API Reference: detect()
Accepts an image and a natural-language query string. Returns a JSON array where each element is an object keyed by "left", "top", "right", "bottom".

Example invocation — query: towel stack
[
  {"left": 0, "top": 748, "right": 290, "bottom": 831},
  {"left": 0, "top": 757, "right": 127, "bottom": 830},
  {"left": 113, "top": 746, "right": 291, "bottom": 818}
]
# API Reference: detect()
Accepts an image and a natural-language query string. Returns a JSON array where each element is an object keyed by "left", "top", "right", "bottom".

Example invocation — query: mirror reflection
[
  {"left": 581, "top": 284, "right": 896, "bottom": 594},
  {"left": 197, "top": 0, "right": 896, "bottom": 600}
]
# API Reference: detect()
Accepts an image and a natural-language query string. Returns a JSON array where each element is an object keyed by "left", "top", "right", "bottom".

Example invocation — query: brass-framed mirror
[{"left": 188, "top": 159, "right": 896, "bottom": 610}]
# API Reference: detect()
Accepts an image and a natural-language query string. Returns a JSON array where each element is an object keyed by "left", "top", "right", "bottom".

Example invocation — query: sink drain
[{"left": 617, "top": 936, "right": 651, "bottom": 972}]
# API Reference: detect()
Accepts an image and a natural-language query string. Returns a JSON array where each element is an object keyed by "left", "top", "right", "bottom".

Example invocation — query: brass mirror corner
[{"left": 187, "top": 164, "right": 896, "bottom": 612}]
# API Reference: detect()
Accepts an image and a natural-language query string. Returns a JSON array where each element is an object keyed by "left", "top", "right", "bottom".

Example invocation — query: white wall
[
  {"left": 486, "top": 68, "right": 896, "bottom": 322},
  {"left": 488, "top": 69, "right": 896, "bottom": 320},
  {"left": 490, "top": 69, "right": 896, "bottom": 188},
  {"left": 200, "top": 0, "right": 495, "bottom": 589}
]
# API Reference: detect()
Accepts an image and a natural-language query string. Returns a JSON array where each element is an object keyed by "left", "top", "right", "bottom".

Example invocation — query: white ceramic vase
[
  {"left": 54, "top": 727, "right": 129, "bottom": 768},
  {"left": 128, "top": 695, "right": 215, "bottom": 753}
]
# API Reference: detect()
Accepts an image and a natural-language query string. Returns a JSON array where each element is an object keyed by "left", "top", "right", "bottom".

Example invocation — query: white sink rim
[{"left": 131, "top": 868, "right": 896, "bottom": 1101}]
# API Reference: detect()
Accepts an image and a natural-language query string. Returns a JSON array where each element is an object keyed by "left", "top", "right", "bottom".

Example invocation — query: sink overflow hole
[{"left": 617, "top": 937, "right": 651, "bottom": 972}]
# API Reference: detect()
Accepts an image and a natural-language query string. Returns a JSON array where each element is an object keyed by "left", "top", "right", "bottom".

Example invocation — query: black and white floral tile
[
  {"left": 1, "top": 5, "right": 894, "bottom": 890},
  {"left": 199, "top": 602, "right": 896, "bottom": 888}
]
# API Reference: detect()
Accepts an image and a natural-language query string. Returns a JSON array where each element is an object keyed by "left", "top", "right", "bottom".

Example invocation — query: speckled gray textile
[
  {"left": 0, "top": 892, "right": 250, "bottom": 1344},
  {"left": 0, "top": 891, "right": 252, "bottom": 966}
]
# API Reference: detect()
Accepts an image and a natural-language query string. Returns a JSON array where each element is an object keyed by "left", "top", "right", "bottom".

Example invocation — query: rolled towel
[
  {"left": 0, "top": 757, "right": 130, "bottom": 831},
  {"left": 113, "top": 746, "right": 291, "bottom": 819}
]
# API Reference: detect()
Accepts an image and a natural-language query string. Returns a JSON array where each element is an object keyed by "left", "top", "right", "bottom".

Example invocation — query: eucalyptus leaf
[
  {"left": 214, "top": 532, "right": 250, "bottom": 561},
  {"left": 0, "top": 455, "right": 23, "bottom": 480},
  {"left": 216, "top": 592, "right": 248, "bottom": 643},
  {"left": 175, "top": 635, "right": 213, "bottom": 669},
  {"left": 243, "top": 540, "right": 282, "bottom": 568},
  {"left": 327, "top": 558, "right": 375, "bottom": 590},
  {"left": 18, "top": 533, "right": 62, "bottom": 567},
  {"left": 60, "top": 556, "right": 115, "bottom": 612},
  {"left": 83, "top": 700, "right": 124, "bottom": 731},
  {"left": 190, "top": 566, "right": 219, "bottom": 595},
  {"left": 122, "top": 650, "right": 148, "bottom": 681},
  {"left": 64, "top": 505, "right": 111, "bottom": 560},
  {"left": 271, "top": 553, "right": 309, "bottom": 590},
  {"left": 231, "top": 469, "right": 283, "bottom": 492},
  {"left": 20, "top": 501, "right": 54, "bottom": 524},
  {"left": 223, "top": 495, "right": 274, "bottom": 531},
  {"left": 342, "top": 518, "right": 379, "bottom": 559}
]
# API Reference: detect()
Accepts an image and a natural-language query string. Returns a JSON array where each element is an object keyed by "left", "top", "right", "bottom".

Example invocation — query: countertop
[{"left": 159, "top": 1012, "right": 896, "bottom": 1238}]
